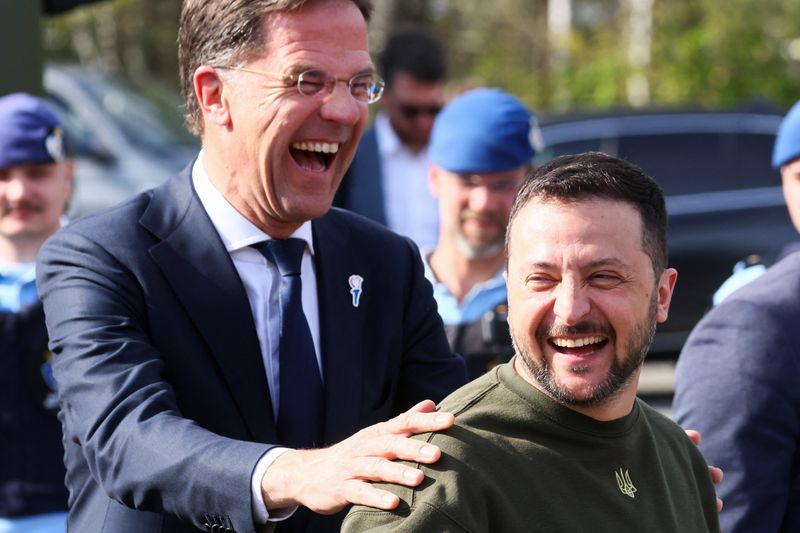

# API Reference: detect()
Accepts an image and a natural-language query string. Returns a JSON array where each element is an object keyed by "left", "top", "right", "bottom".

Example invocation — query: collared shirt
[
  {"left": 374, "top": 112, "right": 439, "bottom": 250},
  {"left": 192, "top": 156, "right": 322, "bottom": 417},
  {"left": 422, "top": 252, "right": 508, "bottom": 325},
  {"left": 192, "top": 154, "right": 317, "bottom": 523},
  {"left": 0, "top": 261, "right": 38, "bottom": 312}
]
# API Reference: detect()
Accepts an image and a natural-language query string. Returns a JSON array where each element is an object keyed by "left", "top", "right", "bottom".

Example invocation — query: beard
[
  {"left": 513, "top": 293, "right": 658, "bottom": 408},
  {"left": 452, "top": 211, "right": 507, "bottom": 260}
]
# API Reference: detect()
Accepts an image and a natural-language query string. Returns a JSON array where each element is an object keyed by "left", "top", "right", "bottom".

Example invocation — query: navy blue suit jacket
[
  {"left": 36, "top": 165, "right": 466, "bottom": 533},
  {"left": 335, "top": 127, "right": 387, "bottom": 224},
  {"left": 674, "top": 251, "right": 800, "bottom": 533}
]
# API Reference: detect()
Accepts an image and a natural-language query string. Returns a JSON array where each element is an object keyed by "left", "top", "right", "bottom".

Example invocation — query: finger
[
  {"left": 407, "top": 399, "right": 438, "bottom": 413},
  {"left": 365, "top": 408, "right": 455, "bottom": 438},
  {"left": 708, "top": 465, "right": 723, "bottom": 485},
  {"left": 717, "top": 497, "right": 724, "bottom": 512},
  {"left": 351, "top": 455, "right": 425, "bottom": 486},
  {"left": 684, "top": 429, "right": 701, "bottom": 446},
  {"left": 350, "top": 434, "right": 443, "bottom": 465},
  {"left": 341, "top": 479, "right": 402, "bottom": 511}
]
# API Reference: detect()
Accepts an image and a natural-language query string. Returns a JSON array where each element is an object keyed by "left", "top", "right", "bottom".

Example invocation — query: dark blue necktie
[{"left": 253, "top": 238, "right": 324, "bottom": 449}]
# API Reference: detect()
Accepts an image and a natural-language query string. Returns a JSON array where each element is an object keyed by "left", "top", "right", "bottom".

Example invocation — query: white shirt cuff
[{"left": 251, "top": 447, "right": 297, "bottom": 523}]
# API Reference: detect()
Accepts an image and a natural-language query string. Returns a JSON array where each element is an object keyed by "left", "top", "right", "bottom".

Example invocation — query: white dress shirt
[
  {"left": 192, "top": 154, "right": 314, "bottom": 522},
  {"left": 374, "top": 112, "right": 439, "bottom": 250}
]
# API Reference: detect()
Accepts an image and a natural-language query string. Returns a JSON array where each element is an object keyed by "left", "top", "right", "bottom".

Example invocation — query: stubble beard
[
  {"left": 452, "top": 214, "right": 506, "bottom": 260},
  {"left": 513, "top": 294, "right": 658, "bottom": 408}
]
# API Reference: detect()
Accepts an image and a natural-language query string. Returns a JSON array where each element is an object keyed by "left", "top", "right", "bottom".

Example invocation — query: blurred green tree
[{"left": 41, "top": 0, "right": 800, "bottom": 113}]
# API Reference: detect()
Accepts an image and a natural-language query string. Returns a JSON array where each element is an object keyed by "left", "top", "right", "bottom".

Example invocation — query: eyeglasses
[
  {"left": 455, "top": 173, "right": 521, "bottom": 192},
  {"left": 398, "top": 103, "right": 442, "bottom": 119},
  {"left": 214, "top": 66, "right": 385, "bottom": 104}
]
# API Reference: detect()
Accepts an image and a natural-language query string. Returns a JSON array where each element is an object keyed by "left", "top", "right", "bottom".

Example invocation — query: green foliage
[{"left": 42, "top": 0, "right": 800, "bottom": 112}]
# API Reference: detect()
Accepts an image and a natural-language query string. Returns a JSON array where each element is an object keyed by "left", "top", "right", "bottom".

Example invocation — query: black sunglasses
[{"left": 398, "top": 103, "right": 442, "bottom": 119}]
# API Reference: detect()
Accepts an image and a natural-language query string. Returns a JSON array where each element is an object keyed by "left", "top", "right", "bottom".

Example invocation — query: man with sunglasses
[
  {"left": 423, "top": 88, "right": 537, "bottom": 379},
  {"left": 35, "top": 1, "right": 466, "bottom": 532},
  {"left": 336, "top": 29, "right": 447, "bottom": 251}
]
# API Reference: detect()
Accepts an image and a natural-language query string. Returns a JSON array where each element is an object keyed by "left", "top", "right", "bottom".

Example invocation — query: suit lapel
[
  {"left": 313, "top": 212, "right": 365, "bottom": 444},
  {"left": 141, "top": 168, "right": 275, "bottom": 443}
]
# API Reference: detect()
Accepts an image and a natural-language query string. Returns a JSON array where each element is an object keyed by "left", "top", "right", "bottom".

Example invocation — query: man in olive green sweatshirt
[{"left": 343, "top": 152, "right": 720, "bottom": 533}]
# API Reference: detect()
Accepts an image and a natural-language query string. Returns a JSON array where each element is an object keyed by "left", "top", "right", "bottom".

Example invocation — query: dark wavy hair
[{"left": 507, "top": 151, "right": 668, "bottom": 275}]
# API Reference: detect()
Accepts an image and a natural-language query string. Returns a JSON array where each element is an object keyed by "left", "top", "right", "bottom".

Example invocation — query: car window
[
  {"left": 534, "top": 139, "right": 604, "bottom": 165},
  {"left": 618, "top": 133, "right": 778, "bottom": 196}
]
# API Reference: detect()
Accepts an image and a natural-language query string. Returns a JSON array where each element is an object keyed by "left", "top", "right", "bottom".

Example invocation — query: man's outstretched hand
[{"left": 261, "top": 399, "right": 454, "bottom": 514}]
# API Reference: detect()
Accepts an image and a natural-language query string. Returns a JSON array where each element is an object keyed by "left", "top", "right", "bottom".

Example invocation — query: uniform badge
[{"left": 40, "top": 350, "right": 59, "bottom": 410}]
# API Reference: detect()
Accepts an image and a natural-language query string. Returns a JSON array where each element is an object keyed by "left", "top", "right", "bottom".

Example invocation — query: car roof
[{"left": 538, "top": 110, "right": 784, "bottom": 144}]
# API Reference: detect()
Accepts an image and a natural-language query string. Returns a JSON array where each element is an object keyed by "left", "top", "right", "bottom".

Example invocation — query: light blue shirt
[
  {"left": 0, "top": 512, "right": 66, "bottom": 533},
  {"left": 712, "top": 261, "right": 767, "bottom": 306},
  {"left": 422, "top": 253, "right": 508, "bottom": 325},
  {"left": 0, "top": 261, "right": 38, "bottom": 312}
]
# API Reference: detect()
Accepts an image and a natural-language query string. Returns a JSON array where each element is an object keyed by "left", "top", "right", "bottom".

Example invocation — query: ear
[
  {"left": 655, "top": 267, "right": 678, "bottom": 323},
  {"left": 428, "top": 164, "right": 443, "bottom": 198},
  {"left": 193, "top": 65, "right": 231, "bottom": 128},
  {"left": 64, "top": 160, "right": 75, "bottom": 194}
]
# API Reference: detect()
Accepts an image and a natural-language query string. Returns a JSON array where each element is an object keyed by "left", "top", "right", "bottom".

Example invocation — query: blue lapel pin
[{"left": 348, "top": 274, "right": 363, "bottom": 307}]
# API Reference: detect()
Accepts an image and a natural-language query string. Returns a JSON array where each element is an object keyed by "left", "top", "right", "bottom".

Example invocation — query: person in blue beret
[
  {"left": 422, "top": 87, "right": 538, "bottom": 379},
  {"left": 711, "top": 100, "right": 800, "bottom": 304},
  {"left": 0, "top": 93, "right": 72, "bottom": 531},
  {"left": 673, "top": 101, "right": 800, "bottom": 532}
]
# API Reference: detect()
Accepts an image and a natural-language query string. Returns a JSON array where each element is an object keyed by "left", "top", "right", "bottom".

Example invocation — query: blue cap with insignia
[
  {"left": 0, "top": 92, "right": 68, "bottom": 170},
  {"left": 772, "top": 100, "right": 800, "bottom": 169},
  {"left": 429, "top": 87, "right": 538, "bottom": 174}
]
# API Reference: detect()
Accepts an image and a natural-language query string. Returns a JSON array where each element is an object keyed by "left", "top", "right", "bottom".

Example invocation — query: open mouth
[
  {"left": 289, "top": 141, "right": 339, "bottom": 172},
  {"left": 549, "top": 335, "right": 609, "bottom": 356}
]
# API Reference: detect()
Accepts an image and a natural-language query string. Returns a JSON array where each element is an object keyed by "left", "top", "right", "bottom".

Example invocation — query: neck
[
  {"left": 0, "top": 236, "right": 44, "bottom": 264},
  {"left": 428, "top": 237, "right": 505, "bottom": 303},
  {"left": 201, "top": 146, "right": 302, "bottom": 240},
  {"left": 512, "top": 357, "right": 638, "bottom": 422}
]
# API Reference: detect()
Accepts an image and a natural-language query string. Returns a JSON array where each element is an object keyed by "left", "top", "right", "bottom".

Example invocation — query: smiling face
[
  {"left": 430, "top": 165, "right": 525, "bottom": 259},
  {"left": 0, "top": 161, "right": 72, "bottom": 251},
  {"left": 505, "top": 197, "right": 676, "bottom": 418},
  {"left": 209, "top": 0, "right": 371, "bottom": 234}
]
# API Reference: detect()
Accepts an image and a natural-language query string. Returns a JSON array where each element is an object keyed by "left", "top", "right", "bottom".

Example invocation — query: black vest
[
  {"left": 0, "top": 301, "right": 68, "bottom": 517},
  {"left": 444, "top": 302, "right": 514, "bottom": 380}
]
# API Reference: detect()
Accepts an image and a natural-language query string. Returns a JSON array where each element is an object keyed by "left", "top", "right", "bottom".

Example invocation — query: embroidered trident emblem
[
  {"left": 615, "top": 468, "right": 637, "bottom": 498},
  {"left": 348, "top": 275, "right": 364, "bottom": 308}
]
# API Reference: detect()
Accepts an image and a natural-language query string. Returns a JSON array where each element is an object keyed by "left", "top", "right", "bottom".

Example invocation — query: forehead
[
  {"left": 257, "top": 0, "right": 372, "bottom": 71},
  {"left": 508, "top": 197, "right": 647, "bottom": 265},
  {"left": 0, "top": 161, "right": 64, "bottom": 176}
]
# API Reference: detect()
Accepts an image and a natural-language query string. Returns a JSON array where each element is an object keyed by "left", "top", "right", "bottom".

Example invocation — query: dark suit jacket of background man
[
  {"left": 674, "top": 251, "right": 800, "bottom": 532},
  {"left": 36, "top": 163, "right": 467, "bottom": 533},
  {"left": 335, "top": 127, "right": 387, "bottom": 224}
]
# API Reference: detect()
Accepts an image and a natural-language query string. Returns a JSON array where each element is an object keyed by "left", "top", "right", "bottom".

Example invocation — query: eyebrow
[
  {"left": 526, "top": 257, "right": 629, "bottom": 271},
  {"left": 284, "top": 64, "right": 376, "bottom": 77}
]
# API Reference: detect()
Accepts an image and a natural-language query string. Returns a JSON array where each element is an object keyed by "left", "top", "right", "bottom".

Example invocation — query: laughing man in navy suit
[{"left": 35, "top": 1, "right": 466, "bottom": 532}]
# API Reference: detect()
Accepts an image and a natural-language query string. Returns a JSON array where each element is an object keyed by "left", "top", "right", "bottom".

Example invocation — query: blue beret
[
  {"left": 772, "top": 100, "right": 800, "bottom": 169},
  {"left": 429, "top": 88, "right": 535, "bottom": 174},
  {"left": 0, "top": 92, "right": 67, "bottom": 170}
]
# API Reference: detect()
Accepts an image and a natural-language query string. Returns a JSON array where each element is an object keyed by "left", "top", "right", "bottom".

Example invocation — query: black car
[{"left": 535, "top": 109, "right": 797, "bottom": 361}]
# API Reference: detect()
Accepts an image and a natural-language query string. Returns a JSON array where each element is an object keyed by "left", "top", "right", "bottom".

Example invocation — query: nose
[
  {"left": 319, "top": 82, "right": 363, "bottom": 125},
  {"left": 553, "top": 278, "right": 591, "bottom": 325},
  {"left": 2, "top": 174, "right": 29, "bottom": 202},
  {"left": 467, "top": 185, "right": 494, "bottom": 212}
]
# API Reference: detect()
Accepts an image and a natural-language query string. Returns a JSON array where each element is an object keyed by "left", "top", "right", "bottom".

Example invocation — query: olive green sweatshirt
[{"left": 343, "top": 361, "right": 720, "bottom": 532}]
